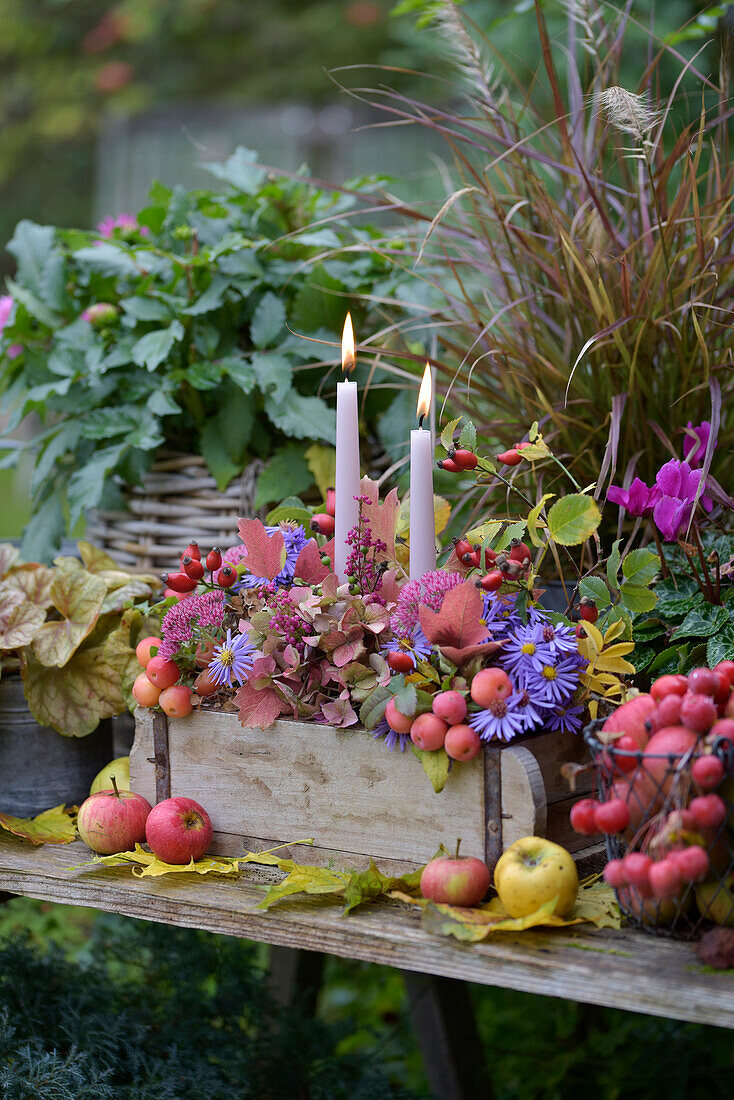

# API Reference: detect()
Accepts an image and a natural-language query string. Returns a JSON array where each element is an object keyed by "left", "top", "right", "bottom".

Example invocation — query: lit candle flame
[
  {"left": 341, "top": 312, "right": 355, "bottom": 375},
  {"left": 416, "top": 362, "right": 432, "bottom": 422}
]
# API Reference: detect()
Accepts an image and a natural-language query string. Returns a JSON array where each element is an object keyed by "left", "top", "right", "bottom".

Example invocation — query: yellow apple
[
  {"left": 90, "top": 756, "right": 130, "bottom": 796},
  {"left": 494, "top": 836, "right": 578, "bottom": 919}
]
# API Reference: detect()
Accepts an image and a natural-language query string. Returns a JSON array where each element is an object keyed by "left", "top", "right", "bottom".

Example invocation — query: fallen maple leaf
[
  {"left": 0, "top": 804, "right": 77, "bottom": 845},
  {"left": 236, "top": 519, "right": 286, "bottom": 580}
]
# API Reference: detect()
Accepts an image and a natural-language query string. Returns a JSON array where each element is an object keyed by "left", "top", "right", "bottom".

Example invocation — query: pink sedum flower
[{"left": 158, "top": 590, "right": 227, "bottom": 660}]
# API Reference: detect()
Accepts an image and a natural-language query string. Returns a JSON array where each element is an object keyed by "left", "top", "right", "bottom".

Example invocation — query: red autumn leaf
[
  {"left": 359, "top": 477, "right": 400, "bottom": 560},
  {"left": 234, "top": 681, "right": 285, "bottom": 729},
  {"left": 419, "top": 581, "right": 487, "bottom": 648},
  {"left": 236, "top": 519, "right": 286, "bottom": 581},
  {"left": 440, "top": 640, "right": 502, "bottom": 666},
  {"left": 293, "top": 539, "right": 330, "bottom": 584}
]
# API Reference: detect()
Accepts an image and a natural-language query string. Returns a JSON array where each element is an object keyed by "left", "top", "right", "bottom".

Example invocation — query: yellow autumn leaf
[
  {"left": 79, "top": 839, "right": 315, "bottom": 877},
  {"left": 592, "top": 655, "right": 637, "bottom": 674},
  {"left": 526, "top": 493, "right": 554, "bottom": 548},
  {"left": 599, "top": 641, "right": 636, "bottom": 658},
  {"left": 433, "top": 495, "right": 451, "bottom": 535},
  {"left": 603, "top": 619, "right": 627, "bottom": 643},
  {"left": 577, "top": 620, "right": 604, "bottom": 654},
  {"left": 0, "top": 804, "right": 77, "bottom": 845}
]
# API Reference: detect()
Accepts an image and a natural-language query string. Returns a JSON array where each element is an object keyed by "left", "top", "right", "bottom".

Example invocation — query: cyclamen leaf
[
  {"left": 672, "top": 605, "right": 730, "bottom": 641},
  {"left": 0, "top": 804, "right": 77, "bottom": 846},
  {"left": 236, "top": 518, "right": 286, "bottom": 580}
]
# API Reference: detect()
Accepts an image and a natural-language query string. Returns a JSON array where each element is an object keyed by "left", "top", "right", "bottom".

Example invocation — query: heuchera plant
[{"left": 0, "top": 541, "right": 159, "bottom": 736}]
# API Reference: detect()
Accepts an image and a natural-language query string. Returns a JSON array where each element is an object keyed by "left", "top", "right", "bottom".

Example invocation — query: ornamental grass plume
[{"left": 334, "top": 1, "right": 734, "bottom": 499}]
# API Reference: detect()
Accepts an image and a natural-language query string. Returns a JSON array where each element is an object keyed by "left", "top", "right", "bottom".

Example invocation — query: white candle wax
[
  {"left": 334, "top": 378, "right": 361, "bottom": 582},
  {"left": 409, "top": 425, "right": 437, "bottom": 580}
]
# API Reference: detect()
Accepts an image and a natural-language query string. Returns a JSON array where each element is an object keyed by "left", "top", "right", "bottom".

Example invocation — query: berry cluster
[
  {"left": 161, "top": 541, "right": 235, "bottom": 593},
  {"left": 437, "top": 447, "right": 478, "bottom": 474},
  {"left": 574, "top": 661, "right": 734, "bottom": 928},
  {"left": 453, "top": 535, "right": 532, "bottom": 593},
  {"left": 344, "top": 495, "right": 388, "bottom": 595}
]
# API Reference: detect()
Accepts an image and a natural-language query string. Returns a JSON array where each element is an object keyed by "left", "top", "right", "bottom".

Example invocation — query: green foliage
[
  {"left": 0, "top": 152, "right": 413, "bottom": 557},
  {"left": 630, "top": 534, "right": 734, "bottom": 679},
  {"left": 0, "top": 914, "right": 418, "bottom": 1099}
]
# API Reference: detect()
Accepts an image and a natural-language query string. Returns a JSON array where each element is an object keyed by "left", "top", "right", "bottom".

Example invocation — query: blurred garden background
[{"left": 2, "top": 3, "right": 734, "bottom": 1095}]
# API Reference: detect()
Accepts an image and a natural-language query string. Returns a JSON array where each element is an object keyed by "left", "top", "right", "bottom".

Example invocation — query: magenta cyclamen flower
[
  {"left": 682, "top": 421, "right": 712, "bottom": 469},
  {"left": 158, "top": 591, "right": 227, "bottom": 660},
  {"left": 653, "top": 458, "right": 712, "bottom": 542},
  {"left": 606, "top": 477, "right": 660, "bottom": 517}
]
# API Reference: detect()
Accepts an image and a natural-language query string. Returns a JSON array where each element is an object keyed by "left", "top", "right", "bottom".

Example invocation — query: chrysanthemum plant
[{"left": 140, "top": 419, "right": 662, "bottom": 789}]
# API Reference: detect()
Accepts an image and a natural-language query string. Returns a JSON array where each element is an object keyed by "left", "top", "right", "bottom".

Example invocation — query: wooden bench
[{"left": 1, "top": 832, "right": 733, "bottom": 1099}]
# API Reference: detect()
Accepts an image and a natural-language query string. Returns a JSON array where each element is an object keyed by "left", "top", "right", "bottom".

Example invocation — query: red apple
[
  {"left": 145, "top": 797, "right": 213, "bottom": 864},
  {"left": 420, "top": 846, "right": 490, "bottom": 907},
  {"left": 77, "top": 782, "right": 152, "bottom": 855}
]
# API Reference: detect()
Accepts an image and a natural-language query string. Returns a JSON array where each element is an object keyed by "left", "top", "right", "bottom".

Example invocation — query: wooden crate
[{"left": 130, "top": 709, "right": 601, "bottom": 875}]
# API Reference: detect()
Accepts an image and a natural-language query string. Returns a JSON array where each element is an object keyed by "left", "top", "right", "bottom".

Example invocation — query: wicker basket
[{"left": 85, "top": 452, "right": 265, "bottom": 573}]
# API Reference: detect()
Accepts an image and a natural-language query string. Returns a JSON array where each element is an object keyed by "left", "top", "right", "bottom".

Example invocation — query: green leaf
[
  {"left": 67, "top": 444, "right": 127, "bottom": 526},
  {"left": 250, "top": 292, "right": 286, "bottom": 348},
  {"left": 119, "top": 296, "right": 172, "bottom": 322},
  {"left": 0, "top": 804, "right": 76, "bottom": 846},
  {"left": 619, "top": 582, "right": 658, "bottom": 614},
  {"left": 216, "top": 382, "right": 255, "bottom": 466},
  {"left": 378, "top": 391, "right": 413, "bottom": 462},
  {"left": 255, "top": 444, "right": 314, "bottom": 508},
  {"left": 182, "top": 274, "right": 230, "bottom": 315},
  {"left": 265, "top": 391, "right": 336, "bottom": 444},
  {"left": 647, "top": 644, "right": 689, "bottom": 678},
  {"left": 412, "top": 746, "right": 450, "bottom": 793},
  {"left": 131, "top": 321, "right": 184, "bottom": 371},
  {"left": 266, "top": 500, "right": 314, "bottom": 528},
  {"left": 251, "top": 352, "right": 292, "bottom": 401},
  {"left": 458, "top": 420, "right": 477, "bottom": 451},
  {"left": 622, "top": 548, "right": 660, "bottom": 587},
  {"left": 607, "top": 538, "right": 623, "bottom": 589},
  {"left": 20, "top": 494, "right": 66, "bottom": 564},
  {"left": 200, "top": 421, "right": 240, "bottom": 491},
  {"left": 290, "top": 266, "right": 346, "bottom": 334},
  {"left": 6, "top": 278, "right": 59, "bottom": 329},
  {"left": 440, "top": 416, "right": 462, "bottom": 452},
  {"left": 546, "top": 494, "right": 601, "bottom": 546},
  {"left": 204, "top": 146, "right": 267, "bottom": 194},
  {"left": 672, "top": 605, "right": 731, "bottom": 641},
  {"left": 707, "top": 629, "right": 734, "bottom": 667},
  {"left": 6, "top": 221, "right": 57, "bottom": 299},
  {"left": 653, "top": 577, "right": 701, "bottom": 619},
  {"left": 305, "top": 444, "right": 336, "bottom": 499},
  {"left": 359, "top": 685, "right": 393, "bottom": 730},
  {"left": 578, "top": 577, "right": 611, "bottom": 608},
  {"left": 73, "top": 243, "right": 138, "bottom": 278},
  {"left": 393, "top": 682, "right": 418, "bottom": 718},
  {"left": 185, "top": 360, "right": 224, "bottom": 390},
  {"left": 494, "top": 519, "right": 527, "bottom": 553},
  {"left": 630, "top": 643, "right": 656, "bottom": 673},
  {"left": 221, "top": 355, "right": 257, "bottom": 394}
]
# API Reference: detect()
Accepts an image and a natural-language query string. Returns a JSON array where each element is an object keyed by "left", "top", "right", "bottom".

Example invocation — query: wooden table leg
[
  {"left": 404, "top": 972, "right": 494, "bottom": 1100},
  {"left": 267, "top": 945, "right": 325, "bottom": 1017}
]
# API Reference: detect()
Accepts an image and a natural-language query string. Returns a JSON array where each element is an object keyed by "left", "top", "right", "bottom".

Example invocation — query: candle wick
[{"left": 418, "top": 413, "right": 426, "bottom": 429}]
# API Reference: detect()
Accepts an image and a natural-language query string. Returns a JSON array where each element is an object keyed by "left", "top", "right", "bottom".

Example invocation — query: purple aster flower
[
  {"left": 542, "top": 704, "right": 585, "bottom": 734},
  {"left": 371, "top": 717, "right": 410, "bottom": 752},
  {"left": 524, "top": 655, "right": 583, "bottom": 706},
  {"left": 226, "top": 523, "right": 309, "bottom": 590},
  {"left": 470, "top": 693, "right": 527, "bottom": 743},
  {"left": 207, "top": 628, "right": 256, "bottom": 688},
  {"left": 390, "top": 570, "right": 464, "bottom": 637},
  {"left": 535, "top": 618, "right": 579, "bottom": 658},
  {"left": 682, "top": 421, "right": 713, "bottom": 469},
  {"left": 158, "top": 590, "right": 227, "bottom": 660},
  {"left": 607, "top": 477, "right": 660, "bottom": 517},
  {"left": 383, "top": 625, "right": 432, "bottom": 670},
  {"left": 512, "top": 689, "right": 545, "bottom": 732},
  {"left": 482, "top": 591, "right": 522, "bottom": 637},
  {"left": 501, "top": 622, "right": 552, "bottom": 677}
]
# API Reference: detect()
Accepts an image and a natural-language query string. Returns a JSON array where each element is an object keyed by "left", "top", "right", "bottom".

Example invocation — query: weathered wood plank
[{"left": 1, "top": 834, "right": 732, "bottom": 1030}]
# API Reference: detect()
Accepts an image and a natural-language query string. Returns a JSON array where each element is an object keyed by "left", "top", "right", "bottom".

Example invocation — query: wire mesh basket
[{"left": 584, "top": 719, "right": 734, "bottom": 939}]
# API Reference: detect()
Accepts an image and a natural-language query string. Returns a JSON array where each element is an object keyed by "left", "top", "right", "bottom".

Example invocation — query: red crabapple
[
  {"left": 444, "top": 724, "right": 481, "bottom": 761},
  {"left": 691, "top": 754, "right": 725, "bottom": 791},
  {"left": 132, "top": 673, "right": 161, "bottom": 708},
  {"left": 159, "top": 685, "right": 194, "bottom": 718},
  {"left": 410, "top": 713, "right": 448, "bottom": 751},
  {"left": 470, "top": 668, "right": 513, "bottom": 707},
  {"left": 613, "top": 734, "right": 639, "bottom": 773},
  {"left": 432, "top": 690, "right": 468, "bottom": 726},
  {"left": 385, "top": 698, "right": 414, "bottom": 735},
  {"left": 648, "top": 859, "right": 683, "bottom": 900},
  {"left": 603, "top": 860, "right": 627, "bottom": 888},
  {"left": 570, "top": 798, "right": 599, "bottom": 836},
  {"left": 679, "top": 692, "right": 717, "bottom": 733},
  {"left": 689, "top": 794, "right": 728, "bottom": 830},
  {"left": 594, "top": 799, "right": 631, "bottom": 834},
  {"left": 623, "top": 853, "right": 654, "bottom": 896},
  {"left": 669, "top": 846, "right": 710, "bottom": 883},
  {"left": 135, "top": 636, "right": 162, "bottom": 667},
  {"left": 145, "top": 656, "right": 181, "bottom": 690},
  {"left": 650, "top": 674, "right": 688, "bottom": 703}
]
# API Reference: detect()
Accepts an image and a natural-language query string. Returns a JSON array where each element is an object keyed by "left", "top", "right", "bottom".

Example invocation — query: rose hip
[
  {"left": 387, "top": 651, "right": 415, "bottom": 674},
  {"left": 452, "top": 448, "right": 478, "bottom": 470},
  {"left": 479, "top": 571, "right": 504, "bottom": 592}
]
